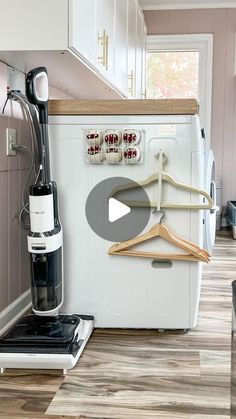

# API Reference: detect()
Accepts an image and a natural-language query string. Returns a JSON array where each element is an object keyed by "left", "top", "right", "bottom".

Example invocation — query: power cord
[
  {"left": 11, "top": 144, "right": 34, "bottom": 208},
  {"left": 4, "top": 90, "right": 42, "bottom": 231},
  {"left": 11, "top": 144, "right": 41, "bottom": 230},
  {"left": 2, "top": 96, "right": 9, "bottom": 114}
]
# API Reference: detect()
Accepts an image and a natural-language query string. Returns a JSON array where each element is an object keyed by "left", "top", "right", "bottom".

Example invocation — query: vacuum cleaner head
[{"left": 0, "top": 314, "right": 94, "bottom": 371}]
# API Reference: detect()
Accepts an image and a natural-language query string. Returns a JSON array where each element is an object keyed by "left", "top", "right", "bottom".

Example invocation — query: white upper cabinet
[
  {"left": 0, "top": 0, "right": 68, "bottom": 50},
  {"left": 0, "top": 0, "right": 146, "bottom": 99},
  {"left": 141, "top": 24, "right": 147, "bottom": 99},
  {"left": 114, "top": 0, "right": 128, "bottom": 93},
  {"left": 135, "top": 9, "right": 145, "bottom": 99},
  {"left": 127, "top": 0, "right": 138, "bottom": 98},
  {"left": 69, "top": 0, "right": 97, "bottom": 66},
  {"left": 96, "top": 0, "right": 115, "bottom": 81}
]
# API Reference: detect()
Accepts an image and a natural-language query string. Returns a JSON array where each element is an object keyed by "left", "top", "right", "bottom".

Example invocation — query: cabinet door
[
  {"left": 135, "top": 9, "right": 144, "bottom": 99},
  {"left": 141, "top": 23, "right": 147, "bottom": 99},
  {"left": 0, "top": 0, "right": 68, "bottom": 50},
  {"left": 69, "top": 0, "right": 97, "bottom": 66},
  {"left": 114, "top": 0, "right": 128, "bottom": 93},
  {"left": 96, "top": 0, "right": 115, "bottom": 81},
  {"left": 127, "top": 0, "right": 137, "bottom": 98}
]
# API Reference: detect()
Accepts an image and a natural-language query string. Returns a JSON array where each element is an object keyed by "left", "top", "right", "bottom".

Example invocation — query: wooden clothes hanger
[
  {"left": 162, "top": 222, "right": 210, "bottom": 259},
  {"left": 108, "top": 222, "right": 210, "bottom": 263}
]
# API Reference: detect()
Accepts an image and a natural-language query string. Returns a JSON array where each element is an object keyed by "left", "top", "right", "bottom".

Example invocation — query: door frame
[{"left": 147, "top": 34, "right": 213, "bottom": 150}]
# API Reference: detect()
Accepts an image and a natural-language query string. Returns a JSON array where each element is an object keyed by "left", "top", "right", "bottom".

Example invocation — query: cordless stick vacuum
[
  {"left": 0, "top": 67, "right": 94, "bottom": 373},
  {"left": 26, "top": 67, "right": 63, "bottom": 316}
]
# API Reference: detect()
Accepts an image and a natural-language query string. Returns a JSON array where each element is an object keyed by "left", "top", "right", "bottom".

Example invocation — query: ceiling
[{"left": 139, "top": 0, "right": 236, "bottom": 10}]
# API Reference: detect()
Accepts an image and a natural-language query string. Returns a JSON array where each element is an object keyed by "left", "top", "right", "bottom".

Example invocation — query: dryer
[
  {"left": 48, "top": 105, "right": 215, "bottom": 330},
  {"left": 204, "top": 150, "right": 217, "bottom": 253}
]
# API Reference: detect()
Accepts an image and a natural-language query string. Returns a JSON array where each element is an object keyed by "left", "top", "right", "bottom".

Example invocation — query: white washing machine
[{"left": 49, "top": 112, "right": 215, "bottom": 329}]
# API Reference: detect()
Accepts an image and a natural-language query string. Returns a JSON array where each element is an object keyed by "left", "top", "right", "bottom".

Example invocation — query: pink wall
[
  {"left": 144, "top": 8, "right": 236, "bottom": 205},
  {"left": 0, "top": 62, "right": 31, "bottom": 312}
]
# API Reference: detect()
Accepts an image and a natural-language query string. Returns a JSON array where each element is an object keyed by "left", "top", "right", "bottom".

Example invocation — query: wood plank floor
[{"left": 0, "top": 231, "right": 234, "bottom": 418}]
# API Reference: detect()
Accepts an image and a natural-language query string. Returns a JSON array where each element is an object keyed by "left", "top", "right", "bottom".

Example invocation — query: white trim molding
[
  {"left": 140, "top": 0, "right": 236, "bottom": 10},
  {"left": 147, "top": 34, "right": 213, "bottom": 150},
  {"left": 0, "top": 290, "right": 31, "bottom": 336}
]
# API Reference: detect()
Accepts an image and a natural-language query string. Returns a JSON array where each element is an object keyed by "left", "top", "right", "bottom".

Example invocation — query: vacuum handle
[{"left": 26, "top": 67, "right": 49, "bottom": 124}]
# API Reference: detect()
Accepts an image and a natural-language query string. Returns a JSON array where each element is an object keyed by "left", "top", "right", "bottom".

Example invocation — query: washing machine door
[{"left": 204, "top": 150, "right": 217, "bottom": 254}]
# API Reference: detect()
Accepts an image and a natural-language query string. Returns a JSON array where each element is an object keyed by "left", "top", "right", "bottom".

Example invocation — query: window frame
[{"left": 147, "top": 34, "right": 213, "bottom": 150}]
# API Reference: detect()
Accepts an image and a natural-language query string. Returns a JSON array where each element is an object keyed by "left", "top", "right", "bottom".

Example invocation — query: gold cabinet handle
[
  {"left": 98, "top": 30, "right": 109, "bottom": 70},
  {"left": 105, "top": 33, "right": 109, "bottom": 70},
  {"left": 97, "top": 30, "right": 106, "bottom": 67},
  {"left": 128, "top": 70, "right": 135, "bottom": 96}
]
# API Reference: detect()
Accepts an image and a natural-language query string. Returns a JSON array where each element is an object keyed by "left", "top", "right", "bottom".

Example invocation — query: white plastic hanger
[{"left": 112, "top": 152, "right": 213, "bottom": 210}]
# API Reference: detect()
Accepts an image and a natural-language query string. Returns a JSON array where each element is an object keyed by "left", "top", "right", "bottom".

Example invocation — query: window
[
  {"left": 147, "top": 51, "right": 199, "bottom": 99},
  {"left": 146, "top": 34, "right": 213, "bottom": 150}
]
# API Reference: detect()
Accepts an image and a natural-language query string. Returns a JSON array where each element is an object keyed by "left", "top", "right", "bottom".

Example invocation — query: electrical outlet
[
  {"left": 6, "top": 128, "right": 17, "bottom": 156},
  {"left": 7, "top": 67, "right": 25, "bottom": 94}
]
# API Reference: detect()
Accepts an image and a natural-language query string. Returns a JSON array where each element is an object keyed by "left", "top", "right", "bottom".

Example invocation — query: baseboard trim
[{"left": 0, "top": 290, "right": 32, "bottom": 336}]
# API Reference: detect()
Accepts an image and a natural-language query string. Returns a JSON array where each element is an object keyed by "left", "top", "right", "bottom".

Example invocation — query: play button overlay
[
  {"left": 108, "top": 198, "right": 131, "bottom": 222},
  {"left": 85, "top": 176, "right": 151, "bottom": 242}
]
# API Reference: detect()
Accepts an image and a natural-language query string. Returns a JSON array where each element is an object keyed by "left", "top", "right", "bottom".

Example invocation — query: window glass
[{"left": 147, "top": 51, "right": 199, "bottom": 99}]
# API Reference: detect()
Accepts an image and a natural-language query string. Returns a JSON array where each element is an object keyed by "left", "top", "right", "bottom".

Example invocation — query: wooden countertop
[{"left": 48, "top": 99, "right": 199, "bottom": 116}]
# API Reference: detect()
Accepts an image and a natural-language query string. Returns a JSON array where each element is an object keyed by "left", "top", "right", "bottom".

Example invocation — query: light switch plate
[{"left": 6, "top": 128, "right": 17, "bottom": 156}]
